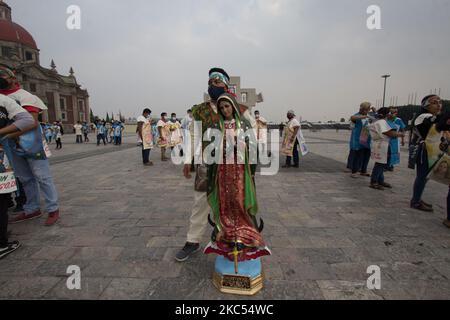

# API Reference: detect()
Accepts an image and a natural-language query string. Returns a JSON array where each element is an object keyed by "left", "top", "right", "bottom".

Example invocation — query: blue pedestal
[{"left": 212, "top": 256, "right": 264, "bottom": 296}]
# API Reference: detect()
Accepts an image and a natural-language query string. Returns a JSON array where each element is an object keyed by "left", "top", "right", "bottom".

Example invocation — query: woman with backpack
[{"left": 410, "top": 95, "right": 444, "bottom": 212}]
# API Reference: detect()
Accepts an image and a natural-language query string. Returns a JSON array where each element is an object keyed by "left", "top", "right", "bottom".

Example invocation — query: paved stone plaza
[{"left": 1, "top": 131, "right": 450, "bottom": 300}]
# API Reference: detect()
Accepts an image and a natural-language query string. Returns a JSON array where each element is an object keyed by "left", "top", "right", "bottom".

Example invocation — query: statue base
[{"left": 212, "top": 256, "right": 264, "bottom": 296}]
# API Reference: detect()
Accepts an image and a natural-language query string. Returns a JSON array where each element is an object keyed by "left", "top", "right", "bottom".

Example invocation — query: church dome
[
  {"left": 0, "top": 0, "right": 38, "bottom": 50},
  {"left": 0, "top": 20, "right": 38, "bottom": 50}
]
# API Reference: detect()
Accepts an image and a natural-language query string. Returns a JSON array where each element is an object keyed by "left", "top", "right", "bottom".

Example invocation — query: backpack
[{"left": 408, "top": 114, "right": 423, "bottom": 170}]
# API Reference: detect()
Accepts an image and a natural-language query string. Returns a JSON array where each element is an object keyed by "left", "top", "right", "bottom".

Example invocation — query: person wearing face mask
[
  {"left": 410, "top": 95, "right": 444, "bottom": 212},
  {"left": 175, "top": 67, "right": 256, "bottom": 262},
  {"left": 157, "top": 112, "right": 170, "bottom": 162},
  {"left": 348, "top": 102, "right": 373, "bottom": 178},
  {"left": 137, "top": 108, "right": 154, "bottom": 166},
  {"left": 0, "top": 93, "right": 36, "bottom": 259},
  {"left": 168, "top": 113, "right": 183, "bottom": 156},
  {"left": 0, "top": 64, "right": 60, "bottom": 227},
  {"left": 255, "top": 110, "right": 268, "bottom": 160},
  {"left": 181, "top": 109, "right": 193, "bottom": 131},
  {"left": 386, "top": 107, "right": 407, "bottom": 172},
  {"left": 281, "top": 110, "right": 301, "bottom": 168}
]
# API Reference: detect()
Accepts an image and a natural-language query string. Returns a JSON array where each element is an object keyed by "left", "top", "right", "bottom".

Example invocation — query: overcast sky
[{"left": 10, "top": 0, "right": 450, "bottom": 122}]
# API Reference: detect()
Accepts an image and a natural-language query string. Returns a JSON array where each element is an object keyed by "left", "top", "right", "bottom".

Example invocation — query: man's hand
[{"left": 183, "top": 164, "right": 192, "bottom": 179}]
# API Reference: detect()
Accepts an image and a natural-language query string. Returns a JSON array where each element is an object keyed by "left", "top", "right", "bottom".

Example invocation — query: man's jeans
[
  {"left": 97, "top": 134, "right": 106, "bottom": 145},
  {"left": 12, "top": 154, "right": 59, "bottom": 215},
  {"left": 286, "top": 139, "right": 299, "bottom": 166},
  {"left": 76, "top": 135, "right": 82, "bottom": 143},
  {"left": 371, "top": 162, "right": 385, "bottom": 185},
  {"left": 142, "top": 146, "right": 151, "bottom": 164},
  {"left": 411, "top": 144, "right": 429, "bottom": 206}
]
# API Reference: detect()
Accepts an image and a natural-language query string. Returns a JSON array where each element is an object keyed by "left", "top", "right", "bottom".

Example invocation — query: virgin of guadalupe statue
[{"left": 204, "top": 93, "right": 271, "bottom": 277}]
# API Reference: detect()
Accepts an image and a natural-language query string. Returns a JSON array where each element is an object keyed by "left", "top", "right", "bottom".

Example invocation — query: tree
[
  {"left": 396, "top": 99, "right": 449, "bottom": 127},
  {"left": 90, "top": 109, "right": 95, "bottom": 123},
  {"left": 106, "top": 112, "right": 110, "bottom": 123}
]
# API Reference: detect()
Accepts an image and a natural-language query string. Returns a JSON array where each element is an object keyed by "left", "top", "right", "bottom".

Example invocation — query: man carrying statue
[{"left": 175, "top": 67, "right": 270, "bottom": 295}]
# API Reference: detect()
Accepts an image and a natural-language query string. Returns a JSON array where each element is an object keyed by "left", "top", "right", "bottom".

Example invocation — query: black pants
[
  {"left": 56, "top": 138, "right": 62, "bottom": 149},
  {"left": 286, "top": 139, "right": 299, "bottom": 166},
  {"left": 84, "top": 133, "right": 89, "bottom": 142},
  {"left": 0, "top": 193, "right": 10, "bottom": 247},
  {"left": 351, "top": 148, "right": 371, "bottom": 174},
  {"left": 411, "top": 144, "right": 429, "bottom": 206},
  {"left": 15, "top": 180, "right": 26, "bottom": 208},
  {"left": 142, "top": 146, "right": 151, "bottom": 164},
  {"left": 97, "top": 134, "right": 106, "bottom": 146},
  {"left": 76, "top": 135, "right": 83, "bottom": 143}
]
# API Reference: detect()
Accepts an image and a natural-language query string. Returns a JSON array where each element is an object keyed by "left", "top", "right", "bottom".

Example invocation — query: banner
[
  {"left": 142, "top": 122, "right": 154, "bottom": 150},
  {"left": 429, "top": 154, "right": 450, "bottom": 185},
  {"left": 0, "top": 172, "right": 17, "bottom": 194}
]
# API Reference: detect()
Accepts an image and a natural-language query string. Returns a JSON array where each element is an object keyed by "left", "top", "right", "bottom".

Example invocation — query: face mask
[
  {"left": 146, "top": 115, "right": 151, "bottom": 119},
  {"left": 208, "top": 86, "right": 226, "bottom": 101},
  {"left": 0, "top": 77, "right": 9, "bottom": 90}
]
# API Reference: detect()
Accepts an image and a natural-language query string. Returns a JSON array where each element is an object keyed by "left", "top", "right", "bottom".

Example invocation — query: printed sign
[{"left": 0, "top": 172, "right": 17, "bottom": 194}]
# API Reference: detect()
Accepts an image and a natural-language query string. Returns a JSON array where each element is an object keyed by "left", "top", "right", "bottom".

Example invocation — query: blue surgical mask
[{"left": 208, "top": 86, "right": 226, "bottom": 101}]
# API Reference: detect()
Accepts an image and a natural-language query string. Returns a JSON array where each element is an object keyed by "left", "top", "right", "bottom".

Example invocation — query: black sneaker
[
  {"left": 175, "top": 242, "right": 200, "bottom": 262},
  {"left": 0, "top": 241, "right": 21, "bottom": 260}
]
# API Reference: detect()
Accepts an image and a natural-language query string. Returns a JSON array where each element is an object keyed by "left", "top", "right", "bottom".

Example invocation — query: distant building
[
  {"left": 204, "top": 76, "right": 263, "bottom": 109},
  {"left": 0, "top": 0, "right": 90, "bottom": 130}
]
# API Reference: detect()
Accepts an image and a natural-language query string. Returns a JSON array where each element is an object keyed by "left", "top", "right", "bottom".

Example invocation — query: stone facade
[
  {"left": 204, "top": 76, "right": 263, "bottom": 109},
  {"left": 0, "top": 0, "right": 90, "bottom": 131}
]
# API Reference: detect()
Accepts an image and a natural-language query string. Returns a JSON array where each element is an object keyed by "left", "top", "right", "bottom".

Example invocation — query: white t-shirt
[
  {"left": 181, "top": 115, "right": 192, "bottom": 130},
  {"left": 0, "top": 94, "right": 27, "bottom": 119},
  {"left": 288, "top": 118, "right": 301, "bottom": 129},
  {"left": 137, "top": 115, "right": 149, "bottom": 125},
  {"left": 369, "top": 119, "right": 393, "bottom": 164},
  {"left": 6, "top": 89, "right": 48, "bottom": 110},
  {"left": 74, "top": 124, "right": 83, "bottom": 135},
  {"left": 54, "top": 125, "right": 62, "bottom": 139}
]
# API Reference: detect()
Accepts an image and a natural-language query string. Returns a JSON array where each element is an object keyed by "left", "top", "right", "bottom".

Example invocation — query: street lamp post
[{"left": 381, "top": 74, "right": 391, "bottom": 109}]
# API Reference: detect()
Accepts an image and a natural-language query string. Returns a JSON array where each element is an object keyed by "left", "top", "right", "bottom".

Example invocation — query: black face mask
[
  {"left": 0, "top": 78, "right": 9, "bottom": 90},
  {"left": 208, "top": 86, "right": 226, "bottom": 101}
]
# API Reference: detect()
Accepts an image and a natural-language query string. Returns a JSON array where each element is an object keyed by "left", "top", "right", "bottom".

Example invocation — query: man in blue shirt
[
  {"left": 96, "top": 120, "right": 107, "bottom": 146},
  {"left": 113, "top": 121, "right": 124, "bottom": 146},
  {"left": 349, "top": 102, "right": 373, "bottom": 178},
  {"left": 82, "top": 121, "right": 90, "bottom": 143},
  {"left": 386, "top": 107, "right": 406, "bottom": 171}
]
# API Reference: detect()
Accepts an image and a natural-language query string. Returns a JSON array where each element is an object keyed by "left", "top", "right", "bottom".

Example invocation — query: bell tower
[{"left": 0, "top": 0, "right": 12, "bottom": 21}]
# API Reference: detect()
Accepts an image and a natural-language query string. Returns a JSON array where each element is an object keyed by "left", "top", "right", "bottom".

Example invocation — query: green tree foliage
[
  {"left": 90, "top": 109, "right": 95, "bottom": 123},
  {"left": 397, "top": 100, "right": 449, "bottom": 127}
]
